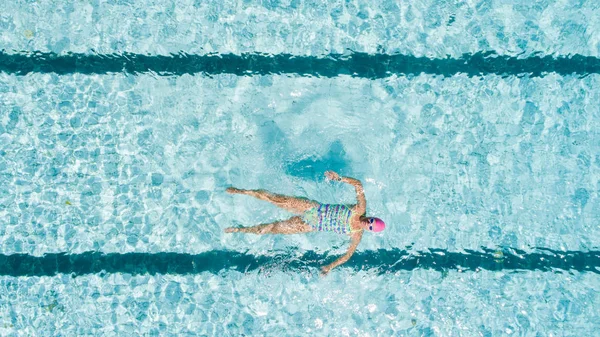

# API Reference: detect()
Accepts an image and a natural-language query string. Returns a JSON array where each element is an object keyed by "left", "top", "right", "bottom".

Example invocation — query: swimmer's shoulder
[{"left": 348, "top": 204, "right": 365, "bottom": 216}]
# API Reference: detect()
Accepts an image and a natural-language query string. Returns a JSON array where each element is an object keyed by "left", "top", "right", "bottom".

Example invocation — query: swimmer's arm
[
  {"left": 321, "top": 231, "right": 363, "bottom": 275},
  {"left": 325, "top": 171, "right": 366, "bottom": 214}
]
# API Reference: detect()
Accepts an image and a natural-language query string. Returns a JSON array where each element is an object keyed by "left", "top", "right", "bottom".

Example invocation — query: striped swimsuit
[{"left": 301, "top": 204, "right": 355, "bottom": 234}]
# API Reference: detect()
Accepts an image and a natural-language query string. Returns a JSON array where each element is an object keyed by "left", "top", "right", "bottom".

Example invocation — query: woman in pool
[{"left": 225, "top": 171, "right": 385, "bottom": 275}]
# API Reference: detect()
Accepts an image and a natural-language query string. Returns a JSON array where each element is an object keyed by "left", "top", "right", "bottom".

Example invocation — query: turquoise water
[{"left": 1, "top": 0, "right": 600, "bottom": 336}]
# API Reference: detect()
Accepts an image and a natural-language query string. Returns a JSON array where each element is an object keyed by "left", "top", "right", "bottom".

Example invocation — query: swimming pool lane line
[
  {"left": 0, "top": 248, "right": 597, "bottom": 277},
  {"left": 1, "top": 50, "right": 599, "bottom": 78}
]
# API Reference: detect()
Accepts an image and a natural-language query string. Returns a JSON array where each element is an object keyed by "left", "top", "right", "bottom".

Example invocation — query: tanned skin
[{"left": 225, "top": 171, "right": 376, "bottom": 275}]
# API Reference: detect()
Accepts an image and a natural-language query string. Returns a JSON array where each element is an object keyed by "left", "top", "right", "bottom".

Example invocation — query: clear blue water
[{"left": 1, "top": 0, "right": 599, "bottom": 336}]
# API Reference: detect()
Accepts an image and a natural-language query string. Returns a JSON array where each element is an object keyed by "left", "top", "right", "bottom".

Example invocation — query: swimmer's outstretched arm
[
  {"left": 325, "top": 171, "right": 366, "bottom": 215},
  {"left": 321, "top": 231, "right": 363, "bottom": 275}
]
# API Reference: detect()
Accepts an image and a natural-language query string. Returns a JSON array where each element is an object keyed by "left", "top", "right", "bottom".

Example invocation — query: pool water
[{"left": 1, "top": 0, "right": 599, "bottom": 336}]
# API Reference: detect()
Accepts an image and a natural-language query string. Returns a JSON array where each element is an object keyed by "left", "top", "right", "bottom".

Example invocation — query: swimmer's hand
[
  {"left": 320, "top": 265, "right": 332, "bottom": 276},
  {"left": 325, "top": 171, "right": 341, "bottom": 181}
]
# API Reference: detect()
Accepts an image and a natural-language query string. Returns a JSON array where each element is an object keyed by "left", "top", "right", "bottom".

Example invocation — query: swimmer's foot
[
  {"left": 226, "top": 187, "right": 244, "bottom": 194},
  {"left": 224, "top": 227, "right": 241, "bottom": 233}
]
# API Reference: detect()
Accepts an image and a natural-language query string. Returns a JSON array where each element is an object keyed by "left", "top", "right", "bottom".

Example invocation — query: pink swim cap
[{"left": 369, "top": 217, "right": 386, "bottom": 232}]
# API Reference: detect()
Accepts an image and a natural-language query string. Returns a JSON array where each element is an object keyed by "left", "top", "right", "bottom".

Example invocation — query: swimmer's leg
[
  {"left": 226, "top": 187, "right": 317, "bottom": 214},
  {"left": 225, "top": 216, "right": 314, "bottom": 235}
]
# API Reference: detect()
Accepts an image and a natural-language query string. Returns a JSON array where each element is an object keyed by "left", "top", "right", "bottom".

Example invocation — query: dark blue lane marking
[
  {"left": 0, "top": 248, "right": 597, "bottom": 277},
  {"left": 1, "top": 50, "right": 599, "bottom": 78}
]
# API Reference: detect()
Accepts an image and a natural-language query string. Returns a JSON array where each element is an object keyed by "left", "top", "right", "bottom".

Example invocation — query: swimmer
[{"left": 225, "top": 171, "right": 386, "bottom": 275}]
